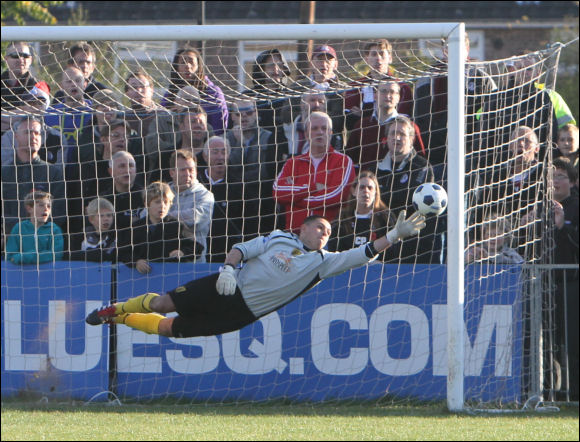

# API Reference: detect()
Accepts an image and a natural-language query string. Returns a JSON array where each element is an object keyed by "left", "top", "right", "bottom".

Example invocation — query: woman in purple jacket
[{"left": 161, "top": 46, "right": 228, "bottom": 134}]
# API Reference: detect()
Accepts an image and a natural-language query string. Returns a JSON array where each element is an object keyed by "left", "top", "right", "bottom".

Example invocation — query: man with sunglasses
[{"left": 1, "top": 42, "right": 38, "bottom": 133}]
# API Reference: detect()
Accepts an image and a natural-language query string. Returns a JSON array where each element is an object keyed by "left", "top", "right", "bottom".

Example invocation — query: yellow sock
[
  {"left": 121, "top": 313, "right": 165, "bottom": 335},
  {"left": 111, "top": 314, "right": 127, "bottom": 324},
  {"left": 115, "top": 293, "right": 159, "bottom": 315}
]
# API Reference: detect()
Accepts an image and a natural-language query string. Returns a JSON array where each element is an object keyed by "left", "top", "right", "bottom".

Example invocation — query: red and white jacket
[{"left": 273, "top": 148, "right": 356, "bottom": 232}]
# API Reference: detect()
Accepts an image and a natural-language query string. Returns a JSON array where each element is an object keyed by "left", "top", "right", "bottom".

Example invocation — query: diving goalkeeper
[{"left": 86, "top": 211, "right": 425, "bottom": 338}]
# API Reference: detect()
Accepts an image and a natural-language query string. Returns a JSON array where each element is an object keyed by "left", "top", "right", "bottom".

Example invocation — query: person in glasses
[
  {"left": 1, "top": 42, "right": 38, "bottom": 134},
  {"left": 53, "top": 42, "right": 108, "bottom": 103}
]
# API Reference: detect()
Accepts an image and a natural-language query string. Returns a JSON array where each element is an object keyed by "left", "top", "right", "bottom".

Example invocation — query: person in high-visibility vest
[{"left": 476, "top": 52, "right": 576, "bottom": 162}]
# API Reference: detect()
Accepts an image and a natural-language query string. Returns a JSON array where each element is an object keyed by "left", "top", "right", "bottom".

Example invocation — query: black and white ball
[{"left": 412, "top": 183, "right": 448, "bottom": 216}]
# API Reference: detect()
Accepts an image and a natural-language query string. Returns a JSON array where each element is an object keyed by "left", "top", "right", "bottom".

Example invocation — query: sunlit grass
[{"left": 2, "top": 403, "right": 578, "bottom": 441}]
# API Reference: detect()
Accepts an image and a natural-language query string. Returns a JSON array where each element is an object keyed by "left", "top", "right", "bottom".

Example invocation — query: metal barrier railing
[{"left": 522, "top": 264, "right": 579, "bottom": 403}]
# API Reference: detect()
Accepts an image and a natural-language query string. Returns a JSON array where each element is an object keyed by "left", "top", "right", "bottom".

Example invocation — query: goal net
[{"left": 1, "top": 24, "right": 567, "bottom": 410}]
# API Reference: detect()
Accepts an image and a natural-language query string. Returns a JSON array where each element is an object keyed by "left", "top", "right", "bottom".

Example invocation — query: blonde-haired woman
[{"left": 328, "top": 170, "right": 397, "bottom": 261}]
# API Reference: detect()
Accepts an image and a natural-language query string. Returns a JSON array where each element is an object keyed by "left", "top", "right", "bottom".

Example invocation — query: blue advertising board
[
  {"left": 2, "top": 261, "right": 523, "bottom": 403},
  {"left": 1, "top": 261, "right": 111, "bottom": 400}
]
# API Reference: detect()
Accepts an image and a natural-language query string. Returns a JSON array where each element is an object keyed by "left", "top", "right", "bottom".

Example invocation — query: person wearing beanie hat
[{"left": 23, "top": 81, "right": 51, "bottom": 111}]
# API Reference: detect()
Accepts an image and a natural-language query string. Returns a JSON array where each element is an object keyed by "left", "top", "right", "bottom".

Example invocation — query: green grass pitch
[{"left": 1, "top": 403, "right": 578, "bottom": 441}]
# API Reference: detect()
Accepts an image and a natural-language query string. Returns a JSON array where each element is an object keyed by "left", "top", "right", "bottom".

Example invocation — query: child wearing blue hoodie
[{"left": 6, "top": 190, "right": 63, "bottom": 265}]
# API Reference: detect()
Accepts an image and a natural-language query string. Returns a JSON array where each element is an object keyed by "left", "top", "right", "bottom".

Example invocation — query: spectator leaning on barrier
[
  {"left": 69, "top": 197, "right": 117, "bottom": 262},
  {"left": 117, "top": 181, "right": 203, "bottom": 274},
  {"left": 5, "top": 190, "right": 63, "bottom": 265},
  {"left": 464, "top": 212, "right": 524, "bottom": 264}
]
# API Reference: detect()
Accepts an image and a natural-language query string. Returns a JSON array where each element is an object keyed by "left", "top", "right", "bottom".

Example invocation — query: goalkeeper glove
[
  {"left": 216, "top": 265, "right": 237, "bottom": 295},
  {"left": 386, "top": 210, "right": 426, "bottom": 244}
]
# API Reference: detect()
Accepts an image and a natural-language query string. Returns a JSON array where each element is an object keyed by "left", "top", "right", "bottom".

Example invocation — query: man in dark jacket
[
  {"left": 374, "top": 116, "right": 440, "bottom": 264},
  {"left": 552, "top": 157, "right": 579, "bottom": 401},
  {"left": 1, "top": 42, "right": 38, "bottom": 135},
  {"left": 53, "top": 42, "right": 107, "bottom": 102},
  {"left": 1, "top": 117, "right": 66, "bottom": 233},
  {"left": 414, "top": 34, "right": 497, "bottom": 174}
]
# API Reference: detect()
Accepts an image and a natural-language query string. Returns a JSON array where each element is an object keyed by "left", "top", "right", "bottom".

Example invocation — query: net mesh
[{"left": 0, "top": 36, "right": 567, "bottom": 407}]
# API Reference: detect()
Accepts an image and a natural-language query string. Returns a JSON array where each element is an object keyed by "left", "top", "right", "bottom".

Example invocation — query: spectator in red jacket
[
  {"left": 273, "top": 111, "right": 355, "bottom": 232},
  {"left": 344, "top": 39, "right": 413, "bottom": 130},
  {"left": 345, "top": 81, "right": 424, "bottom": 172}
]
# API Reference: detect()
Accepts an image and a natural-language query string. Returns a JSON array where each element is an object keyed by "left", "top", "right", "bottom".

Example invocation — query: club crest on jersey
[
  {"left": 270, "top": 252, "right": 292, "bottom": 273},
  {"left": 292, "top": 249, "right": 303, "bottom": 256}
]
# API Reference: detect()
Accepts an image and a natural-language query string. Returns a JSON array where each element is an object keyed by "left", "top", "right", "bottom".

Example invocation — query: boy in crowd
[
  {"left": 5, "top": 191, "right": 63, "bottom": 265},
  {"left": 464, "top": 213, "right": 524, "bottom": 264},
  {"left": 555, "top": 123, "right": 579, "bottom": 169},
  {"left": 69, "top": 197, "right": 117, "bottom": 262},
  {"left": 117, "top": 181, "right": 203, "bottom": 274}
]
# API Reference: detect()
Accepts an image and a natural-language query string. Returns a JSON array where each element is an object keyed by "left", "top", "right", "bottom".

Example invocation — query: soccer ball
[{"left": 412, "top": 183, "right": 448, "bottom": 216}]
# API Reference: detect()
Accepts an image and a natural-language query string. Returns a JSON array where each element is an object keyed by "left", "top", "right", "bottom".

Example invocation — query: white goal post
[{"left": 2, "top": 22, "right": 466, "bottom": 411}]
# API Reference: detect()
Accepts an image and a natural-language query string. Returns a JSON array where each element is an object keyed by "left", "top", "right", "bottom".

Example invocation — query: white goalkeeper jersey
[{"left": 232, "top": 230, "right": 377, "bottom": 318}]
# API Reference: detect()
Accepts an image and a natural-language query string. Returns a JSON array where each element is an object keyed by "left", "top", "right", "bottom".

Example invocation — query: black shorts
[{"left": 167, "top": 273, "right": 258, "bottom": 338}]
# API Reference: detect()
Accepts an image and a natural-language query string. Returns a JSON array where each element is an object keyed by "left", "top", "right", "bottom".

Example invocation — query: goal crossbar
[{"left": 1, "top": 23, "right": 461, "bottom": 42}]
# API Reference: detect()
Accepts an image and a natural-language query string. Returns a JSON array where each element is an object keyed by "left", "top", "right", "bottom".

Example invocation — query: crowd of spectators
[
  {"left": 1, "top": 38, "right": 577, "bottom": 263},
  {"left": 0, "top": 35, "right": 578, "bottom": 399}
]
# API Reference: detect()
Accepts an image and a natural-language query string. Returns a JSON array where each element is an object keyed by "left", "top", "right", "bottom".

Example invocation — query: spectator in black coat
[
  {"left": 197, "top": 136, "right": 243, "bottom": 262},
  {"left": 69, "top": 197, "right": 117, "bottom": 262},
  {"left": 117, "top": 181, "right": 203, "bottom": 273},
  {"left": 552, "top": 157, "right": 579, "bottom": 401},
  {"left": 375, "top": 116, "right": 441, "bottom": 264},
  {"left": 1, "top": 42, "right": 37, "bottom": 118}
]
